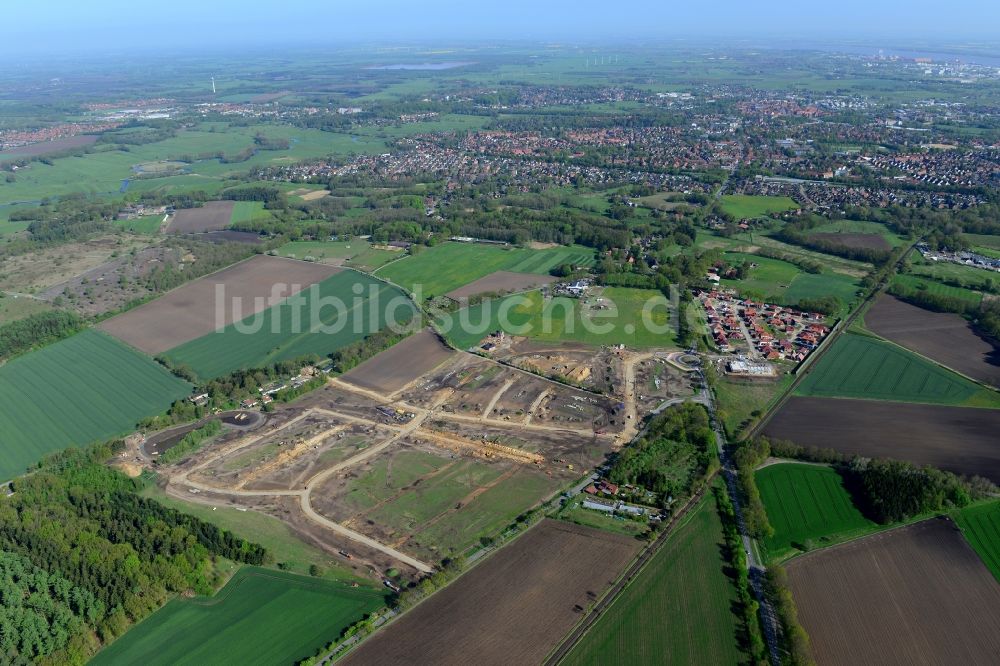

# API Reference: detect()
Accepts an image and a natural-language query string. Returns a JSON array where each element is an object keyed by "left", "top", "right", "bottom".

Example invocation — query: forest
[{"left": 0, "top": 443, "right": 269, "bottom": 664}]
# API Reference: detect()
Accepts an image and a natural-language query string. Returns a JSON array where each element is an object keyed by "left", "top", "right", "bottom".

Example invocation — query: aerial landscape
[{"left": 2, "top": 1, "right": 1000, "bottom": 664}]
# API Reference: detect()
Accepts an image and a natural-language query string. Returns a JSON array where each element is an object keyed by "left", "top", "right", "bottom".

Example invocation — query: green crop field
[
  {"left": 720, "top": 194, "right": 799, "bottom": 218},
  {"left": 954, "top": 501, "right": 1000, "bottom": 583},
  {"left": 276, "top": 239, "right": 403, "bottom": 271},
  {"left": 375, "top": 242, "right": 595, "bottom": 298},
  {"left": 90, "top": 567, "right": 386, "bottom": 666},
  {"left": 113, "top": 214, "right": 166, "bottom": 235},
  {"left": 962, "top": 233, "right": 1000, "bottom": 251},
  {"left": 163, "top": 271, "right": 416, "bottom": 379},
  {"left": 230, "top": 201, "right": 271, "bottom": 226},
  {"left": 561, "top": 491, "right": 746, "bottom": 666},
  {"left": 441, "top": 287, "right": 676, "bottom": 350},
  {"left": 892, "top": 274, "right": 983, "bottom": 308},
  {"left": 756, "top": 463, "right": 877, "bottom": 562},
  {"left": 795, "top": 332, "right": 998, "bottom": 406},
  {"left": 0, "top": 329, "right": 191, "bottom": 481}
]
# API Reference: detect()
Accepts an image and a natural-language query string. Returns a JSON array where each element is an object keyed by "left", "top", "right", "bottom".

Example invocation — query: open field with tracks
[
  {"left": 865, "top": 295, "right": 1000, "bottom": 387},
  {"left": 0, "top": 329, "right": 191, "bottom": 480},
  {"left": 341, "top": 520, "right": 639, "bottom": 666},
  {"left": 756, "top": 462, "right": 876, "bottom": 562},
  {"left": 795, "top": 332, "right": 999, "bottom": 406},
  {"left": 764, "top": 396, "right": 1000, "bottom": 482},
  {"left": 91, "top": 567, "right": 385, "bottom": 666},
  {"left": 445, "top": 270, "right": 558, "bottom": 300},
  {"left": 561, "top": 492, "right": 747, "bottom": 666},
  {"left": 99, "top": 255, "right": 339, "bottom": 354},
  {"left": 787, "top": 519, "right": 1000, "bottom": 665}
]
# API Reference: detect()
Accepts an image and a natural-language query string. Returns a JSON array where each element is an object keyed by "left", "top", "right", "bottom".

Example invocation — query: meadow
[
  {"left": 954, "top": 500, "right": 1000, "bottom": 583},
  {"left": 561, "top": 492, "right": 746, "bottom": 666},
  {"left": 276, "top": 239, "right": 402, "bottom": 271},
  {"left": 0, "top": 123, "right": 388, "bottom": 203},
  {"left": 756, "top": 462, "right": 877, "bottom": 562},
  {"left": 163, "top": 271, "right": 415, "bottom": 379},
  {"left": 375, "top": 242, "right": 595, "bottom": 298},
  {"left": 90, "top": 567, "right": 386, "bottom": 666},
  {"left": 795, "top": 332, "right": 999, "bottom": 406},
  {"left": 892, "top": 274, "right": 983, "bottom": 308},
  {"left": 0, "top": 330, "right": 191, "bottom": 480},
  {"left": 719, "top": 194, "right": 798, "bottom": 218},
  {"left": 721, "top": 251, "right": 859, "bottom": 306},
  {"left": 441, "top": 287, "right": 677, "bottom": 350}
]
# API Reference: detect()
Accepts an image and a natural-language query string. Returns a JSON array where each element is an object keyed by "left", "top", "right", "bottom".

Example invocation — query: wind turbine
[{"left": 211, "top": 77, "right": 216, "bottom": 94}]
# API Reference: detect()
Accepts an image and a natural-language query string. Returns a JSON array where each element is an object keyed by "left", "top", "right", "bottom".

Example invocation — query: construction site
[{"left": 145, "top": 332, "right": 694, "bottom": 581}]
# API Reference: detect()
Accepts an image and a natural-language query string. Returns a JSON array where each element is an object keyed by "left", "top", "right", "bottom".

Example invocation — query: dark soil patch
[
  {"left": 341, "top": 520, "right": 639, "bottom": 666},
  {"left": 166, "top": 201, "right": 235, "bottom": 234},
  {"left": 865, "top": 294, "right": 1000, "bottom": 387},
  {"left": 764, "top": 396, "right": 1000, "bottom": 481},
  {"left": 809, "top": 232, "right": 890, "bottom": 252},
  {"left": 787, "top": 518, "right": 1000, "bottom": 665}
]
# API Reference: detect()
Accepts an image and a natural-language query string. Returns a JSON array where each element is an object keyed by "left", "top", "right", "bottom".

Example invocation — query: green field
[
  {"left": 230, "top": 201, "right": 271, "bottom": 226},
  {"left": 954, "top": 501, "right": 1000, "bottom": 583},
  {"left": 163, "top": 271, "right": 415, "bottom": 379},
  {"left": 140, "top": 484, "right": 365, "bottom": 583},
  {"left": 0, "top": 329, "right": 191, "bottom": 480},
  {"left": 721, "top": 251, "right": 859, "bottom": 306},
  {"left": 561, "top": 491, "right": 746, "bottom": 666},
  {"left": 892, "top": 274, "right": 983, "bottom": 308},
  {"left": 441, "top": 287, "right": 677, "bottom": 350},
  {"left": 91, "top": 567, "right": 386, "bottom": 666},
  {"left": 0, "top": 124, "right": 388, "bottom": 203},
  {"left": 795, "top": 332, "right": 998, "bottom": 406},
  {"left": 720, "top": 195, "right": 799, "bottom": 218},
  {"left": 756, "top": 463, "right": 877, "bottom": 562},
  {"left": 275, "top": 239, "right": 402, "bottom": 272},
  {"left": 113, "top": 214, "right": 166, "bottom": 235},
  {"left": 375, "top": 242, "right": 596, "bottom": 298}
]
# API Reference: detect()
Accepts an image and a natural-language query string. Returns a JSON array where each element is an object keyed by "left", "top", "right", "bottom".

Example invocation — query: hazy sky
[{"left": 4, "top": 1, "right": 998, "bottom": 57}]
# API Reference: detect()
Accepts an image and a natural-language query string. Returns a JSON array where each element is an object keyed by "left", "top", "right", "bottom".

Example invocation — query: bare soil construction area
[
  {"left": 340, "top": 520, "right": 640, "bottom": 666},
  {"left": 165, "top": 201, "right": 235, "bottom": 234},
  {"left": 764, "top": 396, "right": 1000, "bottom": 482},
  {"left": 445, "top": 270, "right": 557, "bottom": 300},
  {"left": 809, "top": 232, "right": 890, "bottom": 252},
  {"left": 342, "top": 330, "right": 455, "bottom": 395},
  {"left": 866, "top": 294, "right": 1000, "bottom": 386},
  {"left": 787, "top": 518, "right": 1000, "bottom": 665},
  {"left": 152, "top": 342, "right": 626, "bottom": 580},
  {"left": 500, "top": 338, "right": 623, "bottom": 394},
  {"left": 98, "top": 255, "right": 339, "bottom": 354}
]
